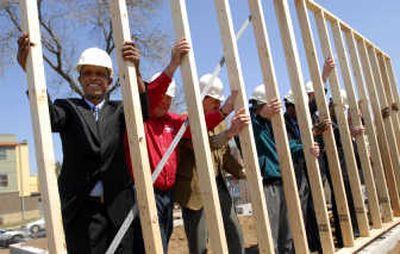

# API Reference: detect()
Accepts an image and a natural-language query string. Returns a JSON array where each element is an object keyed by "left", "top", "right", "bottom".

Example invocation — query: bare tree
[{"left": 0, "top": 0, "right": 170, "bottom": 96}]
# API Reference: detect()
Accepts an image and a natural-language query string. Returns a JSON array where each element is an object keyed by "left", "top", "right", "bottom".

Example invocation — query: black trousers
[{"left": 64, "top": 197, "right": 134, "bottom": 254}]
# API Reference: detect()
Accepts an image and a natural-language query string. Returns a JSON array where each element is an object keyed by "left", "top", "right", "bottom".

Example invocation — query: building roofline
[{"left": 0, "top": 142, "right": 18, "bottom": 147}]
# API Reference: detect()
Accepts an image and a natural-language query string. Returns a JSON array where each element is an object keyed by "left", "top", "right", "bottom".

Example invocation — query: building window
[
  {"left": 0, "top": 174, "right": 8, "bottom": 187},
  {"left": 0, "top": 147, "right": 7, "bottom": 160}
]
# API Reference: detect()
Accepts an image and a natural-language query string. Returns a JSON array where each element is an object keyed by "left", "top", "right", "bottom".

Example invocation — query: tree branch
[
  {"left": 1, "top": 0, "right": 167, "bottom": 98},
  {"left": 42, "top": 54, "right": 82, "bottom": 95},
  {"left": 4, "top": 6, "right": 22, "bottom": 32}
]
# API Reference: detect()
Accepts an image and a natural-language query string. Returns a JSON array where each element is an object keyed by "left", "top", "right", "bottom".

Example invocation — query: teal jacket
[{"left": 251, "top": 114, "right": 304, "bottom": 179}]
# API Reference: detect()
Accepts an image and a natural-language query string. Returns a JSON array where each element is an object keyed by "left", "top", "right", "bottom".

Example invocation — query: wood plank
[
  {"left": 273, "top": 0, "right": 335, "bottom": 252},
  {"left": 305, "top": 0, "right": 389, "bottom": 58},
  {"left": 385, "top": 58, "right": 400, "bottom": 119},
  {"left": 327, "top": 19, "right": 383, "bottom": 229},
  {"left": 377, "top": 54, "right": 400, "bottom": 164},
  {"left": 247, "top": 0, "right": 309, "bottom": 252},
  {"left": 366, "top": 46, "right": 400, "bottom": 198},
  {"left": 335, "top": 217, "right": 400, "bottom": 254},
  {"left": 19, "top": 1, "right": 66, "bottom": 253},
  {"left": 169, "top": 0, "right": 228, "bottom": 253},
  {"left": 109, "top": 1, "right": 163, "bottom": 253},
  {"left": 212, "top": 0, "right": 276, "bottom": 253},
  {"left": 314, "top": 9, "right": 382, "bottom": 230},
  {"left": 357, "top": 39, "right": 400, "bottom": 216},
  {"left": 385, "top": 58, "right": 400, "bottom": 155},
  {"left": 296, "top": 0, "right": 367, "bottom": 243},
  {"left": 344, "top": 30, "right": 397, "bottom": 221},
  {"left": 385, "top": 57, "right": 400, "bottom": 157}
]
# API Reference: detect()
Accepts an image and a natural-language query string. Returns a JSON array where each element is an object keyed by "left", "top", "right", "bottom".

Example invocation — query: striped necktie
[{"left": 92, "top": 106, "right": 99, "bottom": 121}]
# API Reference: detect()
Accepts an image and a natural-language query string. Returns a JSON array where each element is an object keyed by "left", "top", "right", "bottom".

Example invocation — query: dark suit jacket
[{"left": 49, "top": 96, "right": 148, "bottom": 226}]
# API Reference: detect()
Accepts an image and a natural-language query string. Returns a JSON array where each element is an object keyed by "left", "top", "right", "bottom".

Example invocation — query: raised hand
[
  {"left": 226, "top": 108, "right": 250, "bottom": 138},
  {"left": 17, "top": 33, "right": 34, "bottom": 71},
  {"left": 313, "top": 118, "right": 332, "bottom": 136},
  {"left": 165, "top": 38, "right": 191, "bottom": 78},
  {"left": 259, "top": 98, "right": 281, "bottom": 120},
  {"left": 322, "top": 56, "right": 335, "bottom": 83},
  {"left": 122, "top": 41, "right": 141, "bottom": 70},
  {"left": 220, "top": 90, "right": 238, "bottom": 117}
]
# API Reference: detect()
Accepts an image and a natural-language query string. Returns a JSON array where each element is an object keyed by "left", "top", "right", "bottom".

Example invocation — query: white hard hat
[
  {"left": 305, "top": 81, "right": 314, "bottom": 93},
  {"left": 250, "top": 84, "right": 267, "bottom": 104},
  {"left": 339, "top": 89, "right": 349, "bottom": 110},
  {"left": 284, "top": 90, "right": 295, "bottom": 105},
  {"left": 330, "top": 89, "right": 349, "bottom": 110},
  {"left": 199, "top": 73, "right": 225, "bottom": 101},
  {"left": 151, "top": 72, "right": 176, "bottom": 98},
  {"left": 76, "top": 47, "right": 113, "bottom": 76}
]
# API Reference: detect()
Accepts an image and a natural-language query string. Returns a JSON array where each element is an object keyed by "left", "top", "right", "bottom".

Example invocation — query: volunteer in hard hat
[
  {"left": 306, "top": 56, "right": 335, "bottom": 99},
  {"left": 283, "top": 90, "right": 301, "bottom": 141},
  {"left": 304, "top": 57, "right": 336, "bottom": 134},
  {"left": 148, "top": 71, "right": 177, "bottom": 118},
  {"left": 304, "top": 80, "right": 319, "bottom": 118},
  {"left": 329, "top": 89, "right": 350, "bottom": 119},
  {"left": 282, "top": 89, "right": 326, "bottom": 252},
  {"left": 17, "top": 32, "right": 147, "bottom": 253},
  {"left": 250, "top": 84, "right": 320, "bottom": 254},
  {"left": 301, "top": 80, "right": 327, "bottom": 136},
  {"left": 175, "top": 73, "right": 248, "bottom": 254},
  {"left": 304, "top": 80, "right": 332, "bottom": 138},
  {"left": 123, "top": 40, "right": 243, "bottom": 253},
  {"left": 328, "top": 88, "right": 364, "bottom": 237},
  {"left": 282, "top": 91, "right": 297, "bottom": 125},
  {"left": 199, "top": 73, "right": 224, "bottom": 94},
  {"left": 303, "top": 80, "right": 331, "bottom": 137},
  {"left": 307, "top": 57, "right": 353, "bottom": 248}
]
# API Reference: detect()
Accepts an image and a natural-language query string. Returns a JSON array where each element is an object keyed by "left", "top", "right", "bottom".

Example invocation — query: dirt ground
[
  {"left": 388, "top": 241, "right": 400, "bottom": 254},
  {"left": 168, "top": 215, "right": 258, "bottom": 254},
  {"left": 0, "top": 216, "right": 258, "bottom": 254},
  {"left": 2, "top": 216, "right": 400, "bottom": 254},
  {"left": 0, "top": 248, "right": 10, "bottom": 254}
]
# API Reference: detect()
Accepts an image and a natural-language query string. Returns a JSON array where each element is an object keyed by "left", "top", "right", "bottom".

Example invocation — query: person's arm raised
[{"left": 164, "top": 38, "right": 191, "bottom": 79}]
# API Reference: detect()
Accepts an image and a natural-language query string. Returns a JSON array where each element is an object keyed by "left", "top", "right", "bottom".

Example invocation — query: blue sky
[{"left": 0, "top": 0, "right": 399, "bottom": 174}]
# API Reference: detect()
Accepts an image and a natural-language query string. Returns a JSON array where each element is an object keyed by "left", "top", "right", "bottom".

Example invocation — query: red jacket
[{"left": 124, "top": 72, "right": 224, "bottom": 190}]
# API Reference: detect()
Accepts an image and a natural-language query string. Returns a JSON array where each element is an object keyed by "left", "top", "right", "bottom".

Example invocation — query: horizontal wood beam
[
  {"left": 336, "top": 218, "right": 400, "bottom": 254},
  {"left": 306, "top": 0, "right": 389, "bottom": 58}
]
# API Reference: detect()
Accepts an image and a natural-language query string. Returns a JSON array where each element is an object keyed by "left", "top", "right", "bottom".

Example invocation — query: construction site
[{"left": 1, "top": 0, "right": 400, "bottom": 253}]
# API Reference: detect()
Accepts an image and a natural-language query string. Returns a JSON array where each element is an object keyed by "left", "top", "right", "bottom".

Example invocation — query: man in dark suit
[{"left": 18, "top": 34, "right": 146, "bottom": 253}]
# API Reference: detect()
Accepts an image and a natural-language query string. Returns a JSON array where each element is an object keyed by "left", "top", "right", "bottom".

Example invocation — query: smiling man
[{"left": 17, "top": 34, "right": 147, "bottom": 254}]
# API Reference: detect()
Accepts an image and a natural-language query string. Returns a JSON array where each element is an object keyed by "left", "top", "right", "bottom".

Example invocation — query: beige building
[{"left": 0, "top": 134, "right": 41, "bottom": 225}]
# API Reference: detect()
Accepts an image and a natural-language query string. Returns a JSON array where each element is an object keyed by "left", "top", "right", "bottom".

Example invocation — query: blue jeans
[{"left": 132, "top": 188, "right": 174, "bottom": 253}]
